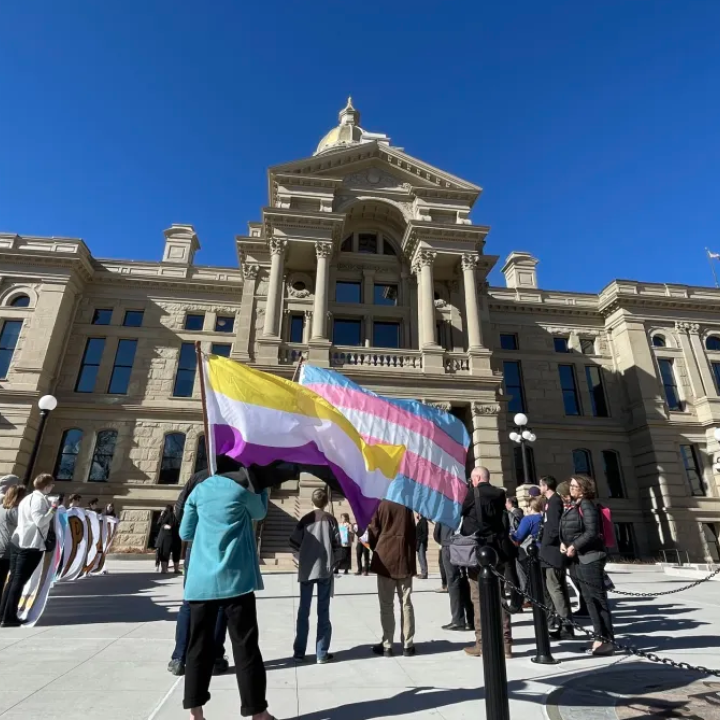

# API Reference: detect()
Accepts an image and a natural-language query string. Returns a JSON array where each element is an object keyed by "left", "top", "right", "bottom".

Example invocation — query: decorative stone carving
[
  {"left": 242, "top": 264, "right": 259, "bottom": 280},
  {"left": 424, "top": 400, "right": 452, "bottom": 412},
  {"left": 286, "top": 272, "right": 314, "bottom": 299},
  {"left": 675, "top": 321, "right": 701, "bottom": 334},
  {"left": 471, "top": 402, "right": 502, "bottom": 416},
  {"left": 268, "top": 238, "right": 287, "bottom": 256},
  {"left": 315, "top": 241, "right": 333, "bottom": 258},
  {"left": 416, "top": 250, "right": 436, "bottom": 267},
  {"left": 434, "top": 298, "right": 448, "bottom": 309},
  {"left": 254, "top": 308, "right": 265, "bottom": 330},
  {"left": 342, "top": 169, "right": 412, "bottom": 191},
  {"left": 461, "top": 253, "right": 479, "bottom": 272}
]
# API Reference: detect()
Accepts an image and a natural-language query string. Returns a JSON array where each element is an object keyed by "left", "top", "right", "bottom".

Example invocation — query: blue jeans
[
  {"left": 172, "top": 599, "right": 228, "bottom": 662},
  {"left": 293, "top": 578, "right": 332, "bottom": 660}
]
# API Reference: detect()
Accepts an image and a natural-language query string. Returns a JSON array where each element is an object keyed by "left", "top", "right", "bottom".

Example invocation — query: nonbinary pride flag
[
  {"left": 203, "top": 355, "right": 405, "bottom": 528},
  {"left": 300, "top": 365, "right": 469, "bottom": 528}
]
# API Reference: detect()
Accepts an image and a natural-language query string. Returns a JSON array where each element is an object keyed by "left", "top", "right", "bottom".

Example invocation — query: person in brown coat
[{"left": 366, "top": 500, "right": 417, "bottom": 657}]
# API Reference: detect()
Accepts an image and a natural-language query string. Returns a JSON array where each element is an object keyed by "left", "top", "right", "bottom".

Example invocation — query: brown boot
[
  {"left": 504, "top": 642, "right": 513, "bottom": 659},
  {"left": 464, "top": 644, "right": 482, "bottom": 657}
]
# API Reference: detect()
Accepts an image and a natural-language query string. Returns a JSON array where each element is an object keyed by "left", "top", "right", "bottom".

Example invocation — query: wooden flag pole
[
  {"left": 195, "top": 342, "right": 215, "bottom": 475},
  {"left": 291, "top": 355, "right": 306, "bottom": 383}
]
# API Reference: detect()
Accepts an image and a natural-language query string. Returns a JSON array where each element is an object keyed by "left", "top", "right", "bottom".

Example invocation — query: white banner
[{"left": 17, "top": 508, "right": 119, "bottom": 627}]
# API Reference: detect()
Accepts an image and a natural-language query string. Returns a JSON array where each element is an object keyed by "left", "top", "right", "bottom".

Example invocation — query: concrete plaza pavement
[{"left": 0, "top": 561, "right": 718, "bottom": 719}]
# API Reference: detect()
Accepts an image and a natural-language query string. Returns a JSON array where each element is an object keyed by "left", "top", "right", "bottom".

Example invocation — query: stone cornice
[
  {"left": 599, "top": 280, "right": 720, "bottom": 317},
  {"left": 402, "top": 221, "right": 490, "bottom": 260},
  {"left": 261, "top": 207, "right": 346, "bottom": 244}
]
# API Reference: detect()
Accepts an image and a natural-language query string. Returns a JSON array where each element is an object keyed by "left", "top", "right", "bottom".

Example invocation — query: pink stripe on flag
[{"left": 306, "top": 383, "right": 467, "bottom": 464}]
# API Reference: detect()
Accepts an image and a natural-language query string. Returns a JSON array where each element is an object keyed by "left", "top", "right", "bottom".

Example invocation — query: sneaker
[
  {"left": 167, "top": 659, "right": 185, "bottom": 676},
  {"left": 212, "top": 657, "right": 229, "bottom": 675},
  {"left": 434, "top": 587, "right": 448, "bottom": 593},
  {"left": 403, "top": 646, "right": 416, "bottom": 657},
  {"left": 317, "top": 653, "right": 334, "bottom": 664},
  {"left": 464, "top": 644, "right": 482, "bottom": 657},
  {"left": 371, "top": 644, "right": 393, "bottom": 657},
  {"left": 442, "top": 623, "right": 466, "bottom": 631},
  {"left": 550, "top": 628, "right": 575, "bottom": 641},
  {"left": 464, "top": 623, "right": 474, "bottom": 631}
]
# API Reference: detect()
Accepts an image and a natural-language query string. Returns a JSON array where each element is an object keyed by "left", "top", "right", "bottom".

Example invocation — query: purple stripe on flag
[{"left": 213, "top": 424, "right": 380, "bottom": 528}]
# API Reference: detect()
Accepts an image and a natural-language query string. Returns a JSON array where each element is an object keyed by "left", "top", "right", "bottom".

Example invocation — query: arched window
[
  {"left": 706, "top": 336, "right": 720, "bottom": 351},
  {"left": 88, "top": 430, "right": 118, "bottom": 482},
  {"left": 159, "top": 433, "right": 186, "bottom": 485},
  {"left": 54, "top": 429, "right": 83, "bottom": 481},
  {"left": 194, "top": 435, "right": 208, "bottom": 474},
  {"left": 340, "top": 231, "right": 399, "bottom": 256},
  {"left": 652, "top": 335, "right": 666, "bottom": 348},
  {"left": 513, "top": 445, "right": 537, "bottom": 485},
  {"left": 9, "top": 295, "right": 30, "bottom": 308},
  {"left": 572, "top": 449, "right": 594, "bottom": 477}
]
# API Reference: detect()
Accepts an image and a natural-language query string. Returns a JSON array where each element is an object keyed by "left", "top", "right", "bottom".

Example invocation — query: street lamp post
[
  {"left": 509, "top": 412, "right": 537, "bottom": 484},
  {"left": 23, "top": 395, "right": 58, "bottom": 486}
]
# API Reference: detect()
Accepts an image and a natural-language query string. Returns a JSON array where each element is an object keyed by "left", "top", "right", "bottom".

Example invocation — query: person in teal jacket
[{"left": 179, "top": 465, "right": 274, "bottom": 720}]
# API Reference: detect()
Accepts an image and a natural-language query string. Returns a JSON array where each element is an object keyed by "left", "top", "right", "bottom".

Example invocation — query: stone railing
[
  {"left": 444, "top": 352, "right": 470, "bottom": 374},
  {"left": 279, "top": 343, "right": 308, "bottom": 365},
  {"left": 331, "top": 347, "right": 423, "bottom": 370}
]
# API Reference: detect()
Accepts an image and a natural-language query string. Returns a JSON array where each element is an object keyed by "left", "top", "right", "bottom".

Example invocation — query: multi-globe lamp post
[
  {"left": 509, "top": 412, "right": 537, "bottom": 485},
  {"left": 23, "top": 394, "right": 58, "bottom": 486}
]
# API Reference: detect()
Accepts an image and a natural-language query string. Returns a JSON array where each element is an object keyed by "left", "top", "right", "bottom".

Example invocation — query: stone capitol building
[{"left": 2, "top": 98, "right": 720, "bottom": 565}]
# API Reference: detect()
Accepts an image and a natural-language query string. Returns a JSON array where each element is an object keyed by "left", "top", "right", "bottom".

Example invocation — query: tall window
[
  {"left": 123, "top": 310, "right": 144, "bottom": 327},
  {"left": 184, "top": 313, "right": 205, "bottom": 331},
  {"left": 0, "top": 320, "right": 23, "bottom": 379},
  {"left": 173, "top": 343, "right": 197, "bottom": 397},
  {"left": 333, "top": 319, "right": 362, "bottom": 346},
  {"left": 54, "top": 429, "right": 83, "bottom": 481},
  {"left": 373, "top": 322, "right": 400, "bottom": 349},
  {"left": 159, "top": 433, "right": 186, "bottom": 484},
  {"left": 92, "top": 309, "right": 112, "bottom": 325},
  {"left": 194, "top": 435, "right": 208, "bottom": 473},
  {"left": 602, "top": 450, "right": 625, "bottom": 498},
  {"left": 580, "top": 338, "right": 595, "bottom": 355},
  {"left": 658, "top": 358, "right": 682, "bottom": 411},
  {"left": 572, "top": 449, "right": 594, "bottom": 477},
  {"left": 559, "top": 365, "right": 581, "bottom": 415},
  {"left": 289, "top": 315, "right": 304, "bottom": 343},
  {"left": 335, "top": 282, "right": 362, "bottom": 303},
  {"left": 211, "top": 343, "right": 232, "bottom": 357},
  {"left": 503, "top": 361, "right": 525, "bottom": 413},
  {"left": 75, "top": 338, "right": 106, "bottom": 393},
  {"left": 713, "top": 362, "right": 720, "bottom": 393},
  {"left": 108, "top": 339, "right": 137, "bottom": 394},
  {"left": 88, "top": 430, "right": 117, "bottom": 482},
  {"left": 585, "top": 366, "right": 609, "bottom": 417},
  {"left": 513, "top": 445, "right": 537, "bottom": 485},
  {"left": 680, "top": 444, "right": 706, "bottom": 497},
  {"left": 554, "top": 337, "right": 570, "bottom": 353},
  {"left": 500, "top": 334, "right": 518, "bottom": 351},
  {"left": 614, "top": 523, "right": 636, "bottom": 558},
  {"left": 215, "top": 315, "right": 235, "bottom": 333}
]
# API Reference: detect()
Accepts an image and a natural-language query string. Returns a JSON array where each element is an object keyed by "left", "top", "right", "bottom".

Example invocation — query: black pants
[
  {"left": 442, "top": 548, "right": 473, "bottom": 626},
  {"left": 184, "top": 593, "right": 267, "bottom": 716},
  {"left": 571, "top": 559, "right": 614, "bottom": 640},
  {"left": 0, "top": 557, "right": 10, "bottom": 609},
  {"left": 355, "top": 543, "right": 370, "bottom": 572},
  {"left": 438, "top": 549, "right": 447, "bottom": 588},
  {"left": 0, "top": 548, "right": 43, "bottom": 624}
]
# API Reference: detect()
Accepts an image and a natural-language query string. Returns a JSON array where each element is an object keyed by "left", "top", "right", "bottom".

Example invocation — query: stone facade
[{"left": 2, "top": 100, "right": 720, "bottom": 562}]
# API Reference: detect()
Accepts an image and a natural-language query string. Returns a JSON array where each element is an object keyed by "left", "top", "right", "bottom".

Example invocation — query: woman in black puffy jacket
[{"left": 560, "top": 474, "right": 614, "bottom": 656}]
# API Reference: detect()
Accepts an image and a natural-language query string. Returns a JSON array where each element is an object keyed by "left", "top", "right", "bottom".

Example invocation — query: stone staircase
[{"left": 258, "top": 474, "right": 441, "bottom": 575}]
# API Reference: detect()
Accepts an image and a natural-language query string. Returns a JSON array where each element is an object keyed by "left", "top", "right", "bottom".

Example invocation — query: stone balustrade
[{"left": 330, "top": 346, "right": 423, "bottom": 370}]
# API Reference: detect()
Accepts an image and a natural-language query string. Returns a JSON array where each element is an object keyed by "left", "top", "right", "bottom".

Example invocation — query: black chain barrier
[
  {"left": 540, "top": 557, "right": 720, "bottom": 597},
  {"left": 494, "top": 558, "right": 720, "bottom": 677}
]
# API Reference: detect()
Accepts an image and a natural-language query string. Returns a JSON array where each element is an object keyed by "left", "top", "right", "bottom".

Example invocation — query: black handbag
[{"left": 39, "top": 525, "right": 57, "bottom": 553}]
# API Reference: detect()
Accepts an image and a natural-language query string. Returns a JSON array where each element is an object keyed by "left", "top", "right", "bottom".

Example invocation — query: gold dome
[{"left": 314, "top": 97, "right": 390, "bottom": 155}]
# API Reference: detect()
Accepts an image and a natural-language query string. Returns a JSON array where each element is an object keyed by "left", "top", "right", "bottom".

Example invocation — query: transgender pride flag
[{"left": 300, "top": 365, "right": 470, "bottom": 528}]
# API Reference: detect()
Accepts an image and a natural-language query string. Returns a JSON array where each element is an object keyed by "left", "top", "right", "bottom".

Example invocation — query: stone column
[
  {"left": 471, "top": 401, "right": 504, "bottom": 476},
  {"left": 311, "top": 241, "right": 333, "bottom": 340},
  {"left": 461, "top": 253, "right": 483, "bottom": 350},
  {"left": 302, "top": 310, "right": 313, "bottom": 344},
  {"left": 675, "top": 322, "right": 705, "bottom": 400},
  {"left": 262, "top": 239, "right": 286, "bottom": 337},
  {"left": 415, "top": 250, "right": 437, "bottom": 348},
  {"left": 235, "top": 264, "right": 259, "bottom": 361},
  {"left": 689, "top": 324, "right": 718, "bottom": 397}
]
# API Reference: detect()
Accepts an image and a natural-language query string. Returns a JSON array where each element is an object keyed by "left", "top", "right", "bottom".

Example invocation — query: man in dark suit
[
  {"left": 461, "top": 466, "right": 513, "bottom": 658},
  {"left": 539, "top": 475, "right": 573, "bottom": 638}
]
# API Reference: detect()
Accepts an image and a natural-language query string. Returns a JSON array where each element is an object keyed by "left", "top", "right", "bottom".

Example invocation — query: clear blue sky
[{"left": 1, "top": 1, "right": 719, "bottom": 292}]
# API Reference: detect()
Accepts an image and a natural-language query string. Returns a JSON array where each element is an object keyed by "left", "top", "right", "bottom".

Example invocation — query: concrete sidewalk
[{"left": 0, "top": 561, "right": 718, "bottom": 718}]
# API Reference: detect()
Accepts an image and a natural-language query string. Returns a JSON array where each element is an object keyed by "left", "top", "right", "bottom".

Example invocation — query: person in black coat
[
  {"left": 539, "top": 476, "right": 573, "bottom": 638},
  {"left": 415, "top": 515, "right": 429, "bottom": 579},
  {"left": 155, "top": 505, "right": 180, "bottom": 574},
  {"left": 435, "top": 521, "right": 474, "bottom": 631},
  {"left": 560, "top": 474, "right": 614, "bottom": 656}
]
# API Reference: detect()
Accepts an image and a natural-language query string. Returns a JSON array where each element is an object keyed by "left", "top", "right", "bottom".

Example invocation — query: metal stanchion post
[
  {"left": 527, "top": 540, "right": 559, "bottom": 665},
  {"left": 478, "top": 546, "right": 510, "bottom": 720}
]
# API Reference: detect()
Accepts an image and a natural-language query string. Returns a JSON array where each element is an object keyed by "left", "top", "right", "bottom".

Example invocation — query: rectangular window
[
  {"left": 503, "top": 360, "right": 526, "bottom": 414},
  {"left": 702, "top": 523, "right": 720, "bottom": 563},
  {"left": 559, "top": 364, "right": 581, "bottom": 415},
  {"left": 123, "top": 310, "right": 144, "bottom": 327},
  {"left": 335, "top": 281, "right": 362, "bottom": 303},
  {"left": 0, "top": 320, "right": 23, "bottom": 379},
  {"left": 500, "top": 334, "right": 518, "bottom": 351},
  {"left": 211, "top": 343, "right": 232, "bottom": 357},
  {"left": 712, "top": 362, "right": 720, "bottom": 393},
  {"left": 374, "top": 283, "right": 398, "bottom": 306},
  {"left": 602, "top": 450, "right": 626, "bottom": 499},
  {"left": 184, "top": 313, "right": 205, "bottom": 331},
  {"left": 580, "top": 337, "right": 595, "bottom": 355},
  {"left": 333, "top": 319, "right": 362, "bottom": 346},
  {"left": 92, "top": 309, "right": 112, "bottom": 325},
  {"left": 585, "top": 366, "right": 609, "bottom": 417},
  {"left": 614, "top": 523, "right": 636, "bottom": 558},
  {"left": 680, "top": 444, "right": 706, "bottom": 497},
  {"left": 373, "top": 322, "right": 400, "bottom": 349},
  {"left": 75, "top": 338, "right": 106, "bottom": 393},
  {"left": 173, "top": 342, "right": 197, "bottom": 398},
  {"left": 289, "top": 315, "right": 304, "bottom": 343},
  {"left": 215, "top": 315, "right": 235, "bottom": 333},
  {"left": 88, "top": 430, "right": 117, "bottom": 482},
  {"left": 658, "top": 358, "right": 682, "bottom": 411},
  {"left": 358, "top": 233, "right": 378, "bottom": 254},
  {"left": 107, "top": 339, "right": 138, "bottom": 394},
  {"left": 554, "top": 336, "right": 570, "bottom": 353}
]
